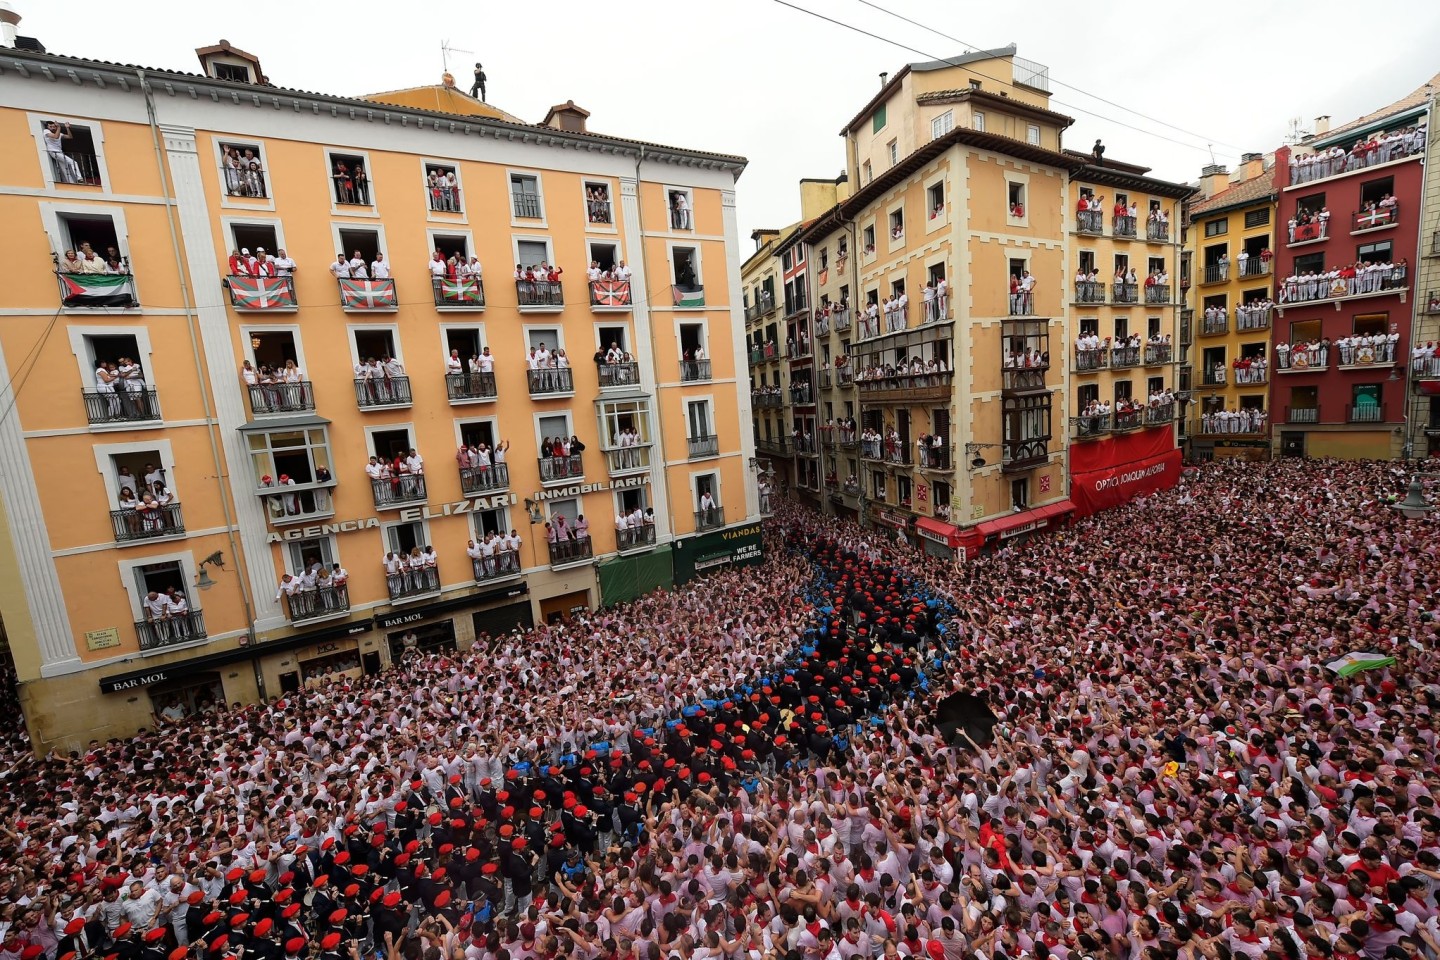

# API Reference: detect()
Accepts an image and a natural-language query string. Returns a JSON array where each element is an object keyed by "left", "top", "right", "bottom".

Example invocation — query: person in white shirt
[
  {"left": 446, "top": 350, "right": 464, "bottom": 376},
  {"left": 165, "top": 591, "right": 191, "bottom": 638},
  {"left": 347, "top": 251, "right": 369, "bottom": 280},
  {"left": 370, "top": 253, "right": 390, "bottom": 279},
  {"left": 328, "top": 254, "right": 350, "bottom": 280},
  {"left": 428, "top": 251, "right": 448, "bottom": 279},
  {"left": 272, "top": 249, "right": 297, "bottom": 277},
  {"left": 698, "top": 490, "right": 717, "bottom": 525},
  {"left": 142, "top": 590, "right": 170, "bottom": 639},
  {"left": 95, "top": 361, "right": 122, "bottom": 418}
]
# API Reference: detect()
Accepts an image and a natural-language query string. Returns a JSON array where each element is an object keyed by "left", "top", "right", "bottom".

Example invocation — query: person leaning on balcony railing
[
  {"left": 329, "top": 253, "right": 351, "bottom": 280},
  {"left": 76, "top": 245, "right": 108, "bottom": 274},
  {"left": 370, "top": 252, "right": 390, "bottom": 280}
]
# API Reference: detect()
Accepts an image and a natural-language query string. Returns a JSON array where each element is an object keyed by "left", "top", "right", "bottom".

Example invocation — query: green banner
[
  {"left": 597, "top": 546, "right": 674, "bottom": 607},
  {"left": 671, "top": 522, "right": 764, "bottom": 585}
]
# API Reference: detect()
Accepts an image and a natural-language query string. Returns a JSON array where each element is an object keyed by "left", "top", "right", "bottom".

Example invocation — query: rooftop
[
  {"left": 1187, "top": 171, "right": 1277, "bottom": 219},
  {"left": 1314, "top": 72, "right": 1439, "bottom": 146},
  {"left": 840, "top": 44, "right": 1021, "bottom": 134}
]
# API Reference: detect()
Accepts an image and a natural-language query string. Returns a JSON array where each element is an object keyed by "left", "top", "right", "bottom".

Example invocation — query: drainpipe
[{"left": 137, "top": 69, "right": 262, "bottom": 690}]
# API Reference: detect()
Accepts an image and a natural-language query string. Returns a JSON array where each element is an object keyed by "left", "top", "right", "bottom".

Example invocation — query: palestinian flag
[
  {"left": 672, "top": 284, "right": 705, "bottom": 307},
  {"left": 1323, "top": 649, "right": 1395, "bottom": 677},
  {"left": 339, "top": 278, "right": 397, "bottom": 310},
  {"left": 438, "top": 277, "right": 484, "bottom": 304},
  {"left": 226, "top": 275, "right": 297, "bottom": 310},
  {"left": 590, "top": 280, "right": 631, "bottom": 306},
  {"left": 58, "top": 272, "right": 137, "bottom": 308}
]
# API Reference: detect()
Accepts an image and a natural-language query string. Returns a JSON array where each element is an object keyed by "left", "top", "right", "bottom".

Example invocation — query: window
[
  {"left": 1010, "top": 478, "right": 1028, "bottom": 511},
  {"left": 369, "top": 426, "right": 415, "bottom": 463},
  {"left": 1079, "top": 251, "right": 1096, "bottom": 275},
  {"left": 672, "top": 245, "right": 701, "bottom": 294},
  {"left": 599, "top": 398, "right": 652, "bottom": 448},
  {"left": 327, "top": 151, "right": 372, "bottom": 205},
  {"left": 584, "top": 180, "right": 614, "bottom": 224},
  {"left": 887, "top": 140, "right": 899, "bottom": 166},
  {"left": 668, "top": 189, "right": 694, "bottom": 231},
  {"left": 1244, "top": 208, "right": 1270, "bottom": 229},
  {"left": 588, "top": 241, "right": 618, "bottom": 274},
  {"left": 889, "top": 209, "right": 904, "bottom": 240},
  {"left": 39, "top": 119, "right": 102, "bottom": 186},
  {"left": 1352, "top": 313, "right": 1388, "bottom": 336},
  {"left": 337, "top": 227, "right": 382, "bottom": 268},
  {"left": 423, "top": 162, "right": 462, "bottom": 214},
  {"left": 1026, "top": 124, "right": 1041, "bottom": 146},
  {"left": 1357, "top": 240, "right": 1392, "bottom": 263},
  {"left": 972, "top": 111, "right": 985, "bottom": 132},
  {"left": 872, "top": 104, "right": 887, "bottom": 133},
  {"left": 107, "top": 448, "right": 171, "bottom": 508},
  {"left": 688, "top": 400, "right": 714, "bottom": 440},
  {"left": 1077, "top": 384, "right": 1098, "bottom": 409},
  {"left": 510, "top": 173, "right": 542, "bottom": 219},
  {"left": 862, "top": 160, "right": 872, "bottom": 184},
  {"left": 862, "top": 225, "right": 876, "bottom": 253},
  {"left": 1204, "top": 219, "right": 1228, "bottom": 237},
  {"left": 471, "top": 505, "right": 511, "bottom": 540},
  {"left": 351, "top": 327, "right": 399, "bottom": 366},
  {"left": 218, "top": 141, "right": 267, "bottom": 199},
  {"left": 228, "top": 222, "right": 279, "bottom": 263},
  {"left": 927, "top": 181, "right": 945, "bottom": 219},
  {"left": 1147, "top": 316, "right": 1161, "bottom": 339},
  {"left": 1114, "top": 316, "right": 1129, "bottom": 340},
  {"left": 57, "top": 213, "right": 122, "bottom": 266},
  {"left": 1290, "top": 319, "right": 1320, "bottom": 344},
  {"left": 1352, "top": 383, "right": 1382, "bottom": 417},
  {"left": 431, "top": 232, "right": 469, "bottom": 262},
  {"left": 1113, "top": 381, "right": 1132, "bottom": 403},
  {"left": 132, "top": 559, "right": 198, "bottom": 621},
  {"left": 1294, "top": 252, "right": 1325, "bottom": 275},
  {"left": 871, "top": 470, "right": 886, "bottom": 500},
  {"left": 1008, "top": 182, "right": 1026, "bottom": 218},
  {"left": 286, "top": 537, "right": 336, "bottom": 576},
  {"left": 1078, "top": 316, "right": 1098, "bottom": 337},
  {"left": 1359, "top": 176, "right": 1394, "bottom": 208},
  {"left": 931, "top": 110, "right": 954, "bottom": 140},
  {"left": 384, "top": 520, "right": 428, "bottom": 557},
  {"left": 213, "top": 62, "right": 251, "bottom": 83},
  {"left": 516, "top": 239, "right": 550, "bottom": 272},
  {"left": 244, "top": 425, "right": 334, "bottom": 523}
]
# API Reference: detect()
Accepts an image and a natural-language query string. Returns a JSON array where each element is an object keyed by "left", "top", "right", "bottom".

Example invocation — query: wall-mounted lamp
[
  {"left": 523, "top": 498, "right": 543, "bottom": 524},
  {"left": 196, "top": 550, "right": 225, "bottom": 591}
]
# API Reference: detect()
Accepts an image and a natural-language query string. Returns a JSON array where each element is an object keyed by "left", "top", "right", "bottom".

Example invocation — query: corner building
[{"left": 0, "top": 40, "right": 758, "bottom": 749}]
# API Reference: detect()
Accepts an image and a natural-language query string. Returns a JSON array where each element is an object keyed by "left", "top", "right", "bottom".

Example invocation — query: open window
[
  {"left": 680, "top": 322, "right": 708, "bottom": 380},
  {"left": 668, "top": 188, "right": 693, "bottom": 230},
  {"left": 597, "top": 324, "right": 630, "bottom": 356},
  {"left": 228, "top": 223, "right": 279, "bottom": 265},
  {"left": 218, "top": 140, "right": 267, "bottom": 199},
  {"left": 39, "top": 118, "right": 103, "bottom": 186},
  {"left": 431, "top": 232, "right": 469, "bottom": 262},
  {"left": 862, "top": 224, "right": 876, "bottom": 254},
  {"left": 927, "top": 181, "right": 945, "bottom": 220},
  {"left": 352, "top": 328, "right": 399, "bottom": 365},
  {"left": 423, "top": 162, "right": 462, "bottom": 214},
  {"left": 1359, "top": 176, "right": 1393, "bottom": 209},
  {"left": 588, "top": 241, "right": 618, "bottom": 274},
  {"left": 1007, "top": 182, "right": 1026, "bottom": 218},
  {"left": 337, "top": 227, "right": 383, "bottom": 267},
  {"left": 889, "top": 208, "right": 905, "bottom": 239},
  {"left": 328, "top": 150, "right": 373, "bottom": 205},
  {"left": 584, "top": 180, "right": 614, "bottom": 225},
  {"left": 369, "top": 426, "right": 415, "bottom": 462},
  {"left": 58, "top": 212, "right": 123, "bottom": 267}
]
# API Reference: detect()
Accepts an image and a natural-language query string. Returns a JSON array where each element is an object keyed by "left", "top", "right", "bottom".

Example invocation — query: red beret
[
  {"left": 328, "top": 909, "right": 347, "bottom": 925},
  {"left": 248, "top": 869, "right": 267, "bottom": 884},
  {"left": 147, "top": 927, "right": 170, "bottom": 941},
  {"left": 281, "top": 904, "right": 301, "bottom": 920},
  {"left": 285, "top": 938, "right": 307, "bottom": 955},
  {"left": 228, "top": 890, "right": 246, "bottom": 905},
  {"left": 321, "top": 934, "right": 342, "bottom": 951},
  {"left": 434, "top": 891, "right": 452, "bottom": 908},
  {"left": 228, "top": 914, "right": 249, "bottom": 929},
  {"left": 255, "top": 919, "right": 273, "bottom": 937},
  {"left": 225, "top": 868, "right": 244, "bottom": 882},
  {"left": 382, "top": 892, "right": 402, "bottom": 908},
  {"left": 65, "top": 920, "right": 87, "bottom": 936},
  {"left": 114, "top": 924, "right": 133, "bottom": 939}
]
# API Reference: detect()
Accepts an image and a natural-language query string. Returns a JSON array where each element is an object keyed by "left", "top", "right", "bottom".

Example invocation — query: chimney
[
  {"left": 879, "top": 71, "right": 889, "bottom": 87},
  {"left": 1239, "top": 152, "right": 1265, "bottom": 180},
  {"left": 0, "top": 0, "right": 20, "bottom": 47},
  {"left": 540, "top": 100, "right": 591, "bottom": 134},
  {"left": 1199, "top": 163, "right": 1229, "bottom": 199},
  {"left": 1314, "top": 115, "right": 1331, "bottom": 136}
]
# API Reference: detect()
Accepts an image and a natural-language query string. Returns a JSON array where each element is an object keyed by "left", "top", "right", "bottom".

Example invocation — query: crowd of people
[
  {"left": 4, "top": 458, "right": 1440, "bottom": 960},
  {"left": 59, "top": 243, "right": 129, "bottom": 277},
  {"left": 1197, "top": 405, "right": 1268, "bottom": 433},
  {"left": 1278, "top": 262, "right": 1408, "bottom": 304},
  {"left": 852, "top": 356, "right": 952, "bottom": 391},
  {"left": 1288, "top": 122, "right": 1428, "bottom": 185},
  {"left": 365, "top": 449, "right": 427, "bottom": 505}
]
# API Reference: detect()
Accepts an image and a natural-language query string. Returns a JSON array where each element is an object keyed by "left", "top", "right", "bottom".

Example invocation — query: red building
[{"left": 1268, "top": 92, "right": 1429, "bottom": 459}]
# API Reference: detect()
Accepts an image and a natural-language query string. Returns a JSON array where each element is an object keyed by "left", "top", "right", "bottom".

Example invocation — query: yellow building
[
  {"left": 1182, "top": 156, "right": 1279, "bottom": 459},
  {"left": 1066, "top": 158, "right": 1191, "bottom": 452},
  {"left": 0, "top": 38, "right": 757, "bottom": 749}
]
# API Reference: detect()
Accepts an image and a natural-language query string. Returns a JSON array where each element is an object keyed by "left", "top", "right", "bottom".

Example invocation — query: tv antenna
[
  {"left": 441, "top": 40, "right": 474, "bottom": 74},
  {"left": 1284, "top": 116, "right": 1312, "bottom": 145}
]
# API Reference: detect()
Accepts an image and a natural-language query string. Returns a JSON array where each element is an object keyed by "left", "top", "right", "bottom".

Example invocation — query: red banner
[
  {"left": 1071, "top": 450, "right": 1182, "bottom": 517},
  {"left": 1070, "top": 423, "right": 1174, "bottom": 473}
]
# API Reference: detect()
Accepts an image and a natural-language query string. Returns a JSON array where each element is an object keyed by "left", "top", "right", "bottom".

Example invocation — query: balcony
[
  {"left": 1144, "top": 284, "right": 1171, "bottom": 305},
  {"left": 224, "top": 275, "right": 296, "bottom": 312},
  {"left": 1276, "top": 346, "right": 1326, "bottom": 372},
  {"left": 527, "top": 367, "right": 574, "bottom": 397},
  {"left": 602, "top": 446, "right": 651, "bottom": 477},
  {"left": 338, "top": 278, "right": 397, "bottom": 312},
  {"left": 589, "top": 279, "right": 632, "bottom": 310},
  {"left": 371, "top": 474, "right": 427, "bottom": 510},
  {"left": 752, "top": 391, "right": 784, "bottom": 408},
  {"left": 1071, "top": 414, "right": 1111, "bottom": 440},
  {"left": 917, "top": 444, "right": 951, "bottom": 471},
  {"left": 1113, "top": 409, "right": 1144, "bottom": 431},
  {"left": 473, "top": 552, "right": 523, "bottom": 584},
  {"left": 538, "top": 453, "right": 584, "bottom": 485},
  {"left": 83, "top": 388, "right": 160, "bottom": 425},
  {"left": 50, "top": 150, "right": 103, "bottom": 186},
  {"left": 386, "top": 566, "right": 441, "bottom": 603},
  {"left": 1201, "top": 367, "right": 1227, "bottom": 387},
  {"left": 516, "top": 279, "right": 564, "bottom": 311},
  {"left": 1431, "top": 230, "right": 1440, "bottom": 257},
  {"left": 58, "top": 271, "right": 139, "bottom": 309},
  {"left": 1146, "top": 221, "right": 1171, "bottom": 243},
  {"left": 680, "top": 359, "right": 711, "bottom": 382},
  {"left": 511, "top": 192, "right": 543, "bottom": 218},
  {"left": 283, "top": 587, "right": 351, "bottom": 625},
  {"left": 748, "top": 348, "right": 764, "bottom": 366},
  {"left": 354, "top": 376, "right": 412, "bottom": 409},
  {"left": 1288, "top": 219, "right": 1328, "bottom": 246},
  {"left": 1349, "top": 405, "right": 1385, "bottom": 423},
  {"left": 1111, "top": 283, "right": 1139, "bottom": 305},
  {"left": 1201, "top": 313, "right": 1229, "bottom": 337},
  {"left": 1002, "top": 363, "right": 1049, "bottom": 392},
  {"left": 688, "top": 434, "right": 720, "bottom": 459},
  {"left": 820, "top": 370, "right": 834, "bottom": 390},
  {"left": 425, "top": 178, "right": 462, "bottom": 214},
  {"left": 1076, "top": 210, "right": 1103, "bottom": 235},
  {"left": 1073, "top": 281, "right": 1105, "bottom": 304},
  {"left": 1286, "top": 406, "right": 1320, "bottom": 424},
  {"left": 794, "top": 435, "right": 819, "bottom": 456},
  {"left": 1278, "top": 267, "right": 1408, "bottom": 306},
  {"left": 1353, "top": 205, "right": 1399, "bottom": 233},
  {"left": 857, "top": 370, "right": 954, "bottom": 404},
  {"left": 445, "top": 371, "right": 497, "bottom": 404},
  {"left": 258, "top": 481, "right": 336, "bottom": 526},
  {"left": 1008, "top": 291, "right": 1036, "bottom": 316},
  {"left": 1425, "top": 291, "right": 1440, "bottom": 315},
  {"left": 1002, "top": 437, "right": 1050, "bottom": 473},
  {"left": 756, "top": 436, "right": 792, "bottom": 456},
  {"left": 598, "top": 363, "right": 640, "bottom": 389},
  {"left": 1201, "top": 264, "right": 1228, "bottom": 285},
  {"left": 547, "top": 537, "right": 594, "bottom": 568},
  {"left": 1112, "top": 345, "right": 1142, "bottom": 368},
  {"left": 1144, "top": 344, "right": 1172, "bottom": 365},
  {"left": 790, "top": 339, "right": 814, "bottom": 360},
  {"left": 837, "top": 367, "right": 855, "bottom": 388},
  {"left": 1146, "top": 402, "right": 1175, "bottom": 426},
  {"left": 1113, "top": 215, "right": 1137, "bottom": 239},
  {"left": 832, "top": 306, "right": 851, "bottom": 331},
  {"left": 1235, "top": 305, "right": 1274, "bottom": 332},
  {"left": 1074, "top": 347, "right": 1110, "bottom": 373},
  {"left": 744, "top": 292, "right": 775, "bottom": 321},
  {"left": 1238, "top": 259, "right": 1271, "bottom": 278},
  {"left": 432, "top": 277, "right": 486, "bottom": 310},
  {"left": 1289, "top": 137, "right": 1425, "bottom": 187},
  {"left": 134, "top": 611, "right": 207, "bottom": 651},
  {"left": 616, "top": 524, "right": 657, "bottom": 553},
  {"left": 842, "top": 479, "right": 861, "bottom": 496},
  {"left": 111, "top": 502, "right": 185, "bottom": 543},
  {"left": 246, "top": 382, "right": 314, "bottom": 416},
  {"left": 790, "top": 385, "right": 814, "bottom": 405},
  {"left": 1197, "top": 413, "right": 1268, "bottom": 436},
  {"left": 693, "top": 506, "right": 726, "bottom": 531},
  {"left": 459, "top": 462, "right": 510, "bottom": 496}
]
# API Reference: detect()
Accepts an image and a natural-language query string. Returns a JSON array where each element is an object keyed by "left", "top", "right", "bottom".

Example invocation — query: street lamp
[
  {"left": 964, "top": 442, "right": 1002, "bottom": 470},
  {"left": 1391, "top": 475, "right": 1438, "bottom": 520}
]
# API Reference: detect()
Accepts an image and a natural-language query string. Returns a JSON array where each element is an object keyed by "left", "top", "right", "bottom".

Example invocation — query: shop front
[
  {"left": 868, "top": 506, "right": 915, "bottom": 547},
  {"left": 914, "top": 517, "right": 966, "bottom": 560},
  {"left": 540, "top": 590, "right": 591, "bottom": 623},
  {"left": 671, "top": 522, "right": 763, "bottom": 585},
  {"left": 965, "top": 500, "right": 1077, "bottom": 552},
  {"left": 374, "top": 582, "right": 530, "bottom": 660}
]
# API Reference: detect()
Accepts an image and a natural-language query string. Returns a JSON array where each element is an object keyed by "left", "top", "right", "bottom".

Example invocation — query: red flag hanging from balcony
[
  {"left": 590, "top": 280, "right": 631, "bottom": 306},
  {"left": 438, "top": 277, "right": 484, "bottom": 303},
  {"left": 226, "top": 275, "right": 296, "bottom": 310},
  {"left": 339, "top": 278, "right": 397, "bottom": 309}
]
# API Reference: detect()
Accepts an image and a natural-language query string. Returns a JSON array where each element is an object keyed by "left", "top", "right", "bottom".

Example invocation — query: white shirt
[
  {"left": 348, "top": 257, "right": 369, "bottom": 279},
  {"left": 371, "top": 258, "right": 391, "bottom": 279},
  {"left": 329, "top": 260, "right": 350, "bottom": 279},
  {"left": 478, "top": 353, "right": 495, "bottom": 373},
  {"left": 428, "top": 258, "right": 447, "bottom": 277}
]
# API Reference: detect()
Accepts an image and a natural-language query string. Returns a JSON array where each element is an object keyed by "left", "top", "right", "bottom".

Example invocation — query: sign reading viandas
[{"left": 671, "top": 523, "right": 762, "bottom": 584}]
